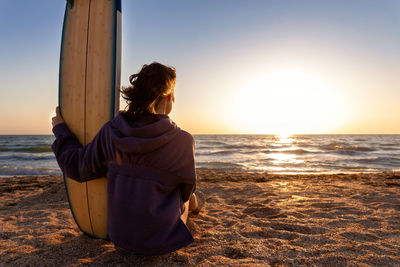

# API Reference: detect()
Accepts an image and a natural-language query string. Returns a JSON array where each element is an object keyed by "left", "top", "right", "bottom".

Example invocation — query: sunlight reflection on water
[
  {"left": 269, "top": 135, "right": 304, "bottom": 164},
  {"left": 194, "top": 134, "right": 400, "bottom": 173}
]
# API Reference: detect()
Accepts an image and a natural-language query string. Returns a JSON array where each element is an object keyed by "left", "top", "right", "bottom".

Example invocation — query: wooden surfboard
[{"left": 58, "top": 0, "right": 121, "bottom": 239}]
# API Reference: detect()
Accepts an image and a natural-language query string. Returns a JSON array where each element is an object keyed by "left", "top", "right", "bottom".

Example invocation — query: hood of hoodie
[{"left": 110, "top": 113, "right": 180, "bottom": 154}]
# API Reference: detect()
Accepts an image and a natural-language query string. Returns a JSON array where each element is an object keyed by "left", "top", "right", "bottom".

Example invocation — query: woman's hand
[{"left": 52, "top": 107, "right": 65, "bottom": 127}]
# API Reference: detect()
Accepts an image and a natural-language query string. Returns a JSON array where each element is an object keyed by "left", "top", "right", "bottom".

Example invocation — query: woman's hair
[{"left": 121, "top": 62, "right": 176, "bottom": 120}]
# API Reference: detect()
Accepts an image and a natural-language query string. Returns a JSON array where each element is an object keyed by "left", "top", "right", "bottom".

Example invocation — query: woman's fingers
[{"left": 52, "top": 107, "right": 65, "bottom": 127}]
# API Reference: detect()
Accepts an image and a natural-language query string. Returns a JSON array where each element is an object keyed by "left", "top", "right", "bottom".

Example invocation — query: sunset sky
[{"left": 0, "top": 0, "right": 399, "bottom": 134}]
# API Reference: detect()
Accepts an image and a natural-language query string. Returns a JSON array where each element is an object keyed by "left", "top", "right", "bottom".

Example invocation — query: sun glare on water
[{"left": 228, "top": 67, "right": 347, "bottom": 135}]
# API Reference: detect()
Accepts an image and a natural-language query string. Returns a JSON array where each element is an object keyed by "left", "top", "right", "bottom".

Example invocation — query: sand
[{"left": 1, "top": 170, "right": 400, "bottom": 266}]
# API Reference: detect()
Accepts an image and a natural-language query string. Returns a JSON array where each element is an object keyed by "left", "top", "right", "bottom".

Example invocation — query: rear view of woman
[{"left": 51, "top": 62, "right": 203, "bottom": 255}]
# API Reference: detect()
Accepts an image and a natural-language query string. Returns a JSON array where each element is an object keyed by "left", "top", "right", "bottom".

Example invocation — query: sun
[{"left": 227, "top": 67, "right": 347, "bottom": 134}]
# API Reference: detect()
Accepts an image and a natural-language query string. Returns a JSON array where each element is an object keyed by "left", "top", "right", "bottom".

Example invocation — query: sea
[{"left": 0, "top": 134, "right": 399, "bottom": 176}]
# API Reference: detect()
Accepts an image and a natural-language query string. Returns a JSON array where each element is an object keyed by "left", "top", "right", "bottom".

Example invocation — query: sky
[{"left": 0, "top": 0, "right": 399, "bottom": 134}]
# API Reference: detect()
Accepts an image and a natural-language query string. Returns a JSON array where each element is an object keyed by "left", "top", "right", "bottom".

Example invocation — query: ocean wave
[
  {"left": 196, "top": 150, "right": 234, "bottom": 156},
  {"left": 196, "top": 143, "right": 264, "bottom": 151},
  {"left": 354, "top": 157, "right": 400, "bottom": 166},
  {"left": 0, "top": 165, "right": 61, "bottom": 176},
  {"left": 196, "top": 148, "right": 264, "bottom": 156},
  {"left": 224, "top": 144, "right": 263, "bottom": 150},
  {"left": 319, "top": 143, "right": 376, "bottom": 154},
  {"left": 279, "top": 148, "right": 314, "bottom": 155},
  {"left": 0, "top": 145, "right": 53, "bottom": 153},
  {"left": 377, "top": 146, "right": 400, "bottom": 151},
  {"left": 0, "top": 154, "right": 55, "bottom": 161},
  {"left": 379, "top": 143, "right": 399, "bottom": 147},
  {"left": 195, "top": 140, "right": 227, "bottom": 146},
  {"left": 196, "top": 161, "right": 243, "bottom": 170},
  {"left": 263, "top": 148, "right": 315, "bottom": 155}
]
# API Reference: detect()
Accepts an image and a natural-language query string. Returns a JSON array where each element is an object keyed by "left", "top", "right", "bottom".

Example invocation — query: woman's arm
[
  {"left": 51, "top": 107, "right": 109, "bottom": 182},
  {"left": 177, "top": 131, "right": 197, "bottom": 202}
]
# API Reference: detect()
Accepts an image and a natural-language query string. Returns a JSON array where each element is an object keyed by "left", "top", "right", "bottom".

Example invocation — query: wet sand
[{"left": 1, "top": 170, "right": 400, "bottom": 266}]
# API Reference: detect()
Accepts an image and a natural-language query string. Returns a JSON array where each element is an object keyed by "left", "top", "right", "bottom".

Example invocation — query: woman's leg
[
  {"left": 180, "top": 201, "right": 190, "bottom": 224},
  {"left": 188, "top": 193, "right": 199, "bottom": 212}
]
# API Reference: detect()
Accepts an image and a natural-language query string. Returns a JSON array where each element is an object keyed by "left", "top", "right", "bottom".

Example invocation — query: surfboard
[{"left": 58, "top": 0, "right": 121, "bottom": 239}]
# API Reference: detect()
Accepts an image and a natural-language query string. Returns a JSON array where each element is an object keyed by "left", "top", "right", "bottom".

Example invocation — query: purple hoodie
[{"left": 52, "top": 113, "right": 196, "bottom": 255}]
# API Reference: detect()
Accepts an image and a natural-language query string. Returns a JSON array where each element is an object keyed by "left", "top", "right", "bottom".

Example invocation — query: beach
[{"left": 1, "top": 170, "right": 400, "bottom": 266}]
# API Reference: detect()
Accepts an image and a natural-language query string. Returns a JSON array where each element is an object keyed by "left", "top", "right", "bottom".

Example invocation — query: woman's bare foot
[{"left": 189, "top": 191, "right": 205, "bottom": 215}]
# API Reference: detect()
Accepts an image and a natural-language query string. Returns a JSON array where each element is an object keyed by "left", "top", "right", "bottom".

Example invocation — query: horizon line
[{"left": 1, "top": 133, "right": 399, "bottom": 136}]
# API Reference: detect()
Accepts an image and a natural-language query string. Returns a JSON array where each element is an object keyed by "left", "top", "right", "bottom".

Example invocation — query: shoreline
[
  {"left": 1, "top": 168, "right": 399, "bottom": 178},
  {"left": 1, "top": 170, "right": 400, "bottom": 266}
]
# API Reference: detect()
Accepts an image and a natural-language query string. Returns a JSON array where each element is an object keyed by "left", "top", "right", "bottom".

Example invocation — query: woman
[{"left": 52, "top": 62, "right": 203, "bottom": 256}]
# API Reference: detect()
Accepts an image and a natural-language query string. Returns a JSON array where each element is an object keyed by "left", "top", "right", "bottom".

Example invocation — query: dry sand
[{"left": 1, "top": 170, "right": 400, "bottom": 266}]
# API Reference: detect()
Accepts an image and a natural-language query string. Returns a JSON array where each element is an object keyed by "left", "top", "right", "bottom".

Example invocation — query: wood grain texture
[
  {"left": 60, "top": 0, "right": 92, "bottom": 237},
  {"left": 84, "top": 0, "right": 114, "bottom": 240}
]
